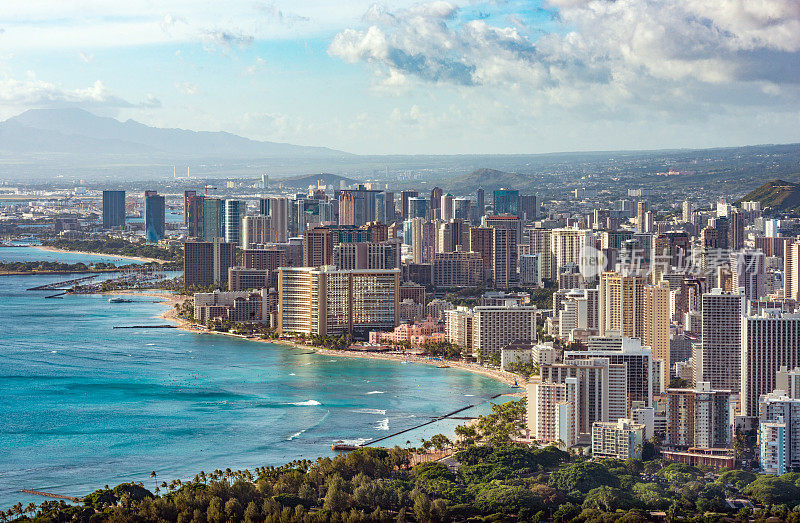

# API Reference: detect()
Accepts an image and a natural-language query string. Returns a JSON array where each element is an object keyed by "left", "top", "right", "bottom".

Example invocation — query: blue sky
[{"left": 0, "top": 0, "right": 798, "bottom": 154}]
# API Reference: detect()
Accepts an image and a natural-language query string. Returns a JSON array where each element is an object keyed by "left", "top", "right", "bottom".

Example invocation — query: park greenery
[
  {"left": 4, "top": 398, "right": 800, "bottom": 522},
  {"left": 0, "top": 261, "right": 136, "bottom": 273},
  {"left": 43, "top": 238, "right": 183, "bottom": 264}
]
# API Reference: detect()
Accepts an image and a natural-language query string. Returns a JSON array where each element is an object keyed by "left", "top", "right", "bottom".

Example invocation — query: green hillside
[
  {"left": 447, "top": 168, "right": 531, "bottom": 193},
  {"left": 736, "top": 179, "right": 800, "bottom": 212}
]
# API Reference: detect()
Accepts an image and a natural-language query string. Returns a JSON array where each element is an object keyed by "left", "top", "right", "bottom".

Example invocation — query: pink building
[{"left": 369, "top": 317, "right": 445, "bottom": 346}]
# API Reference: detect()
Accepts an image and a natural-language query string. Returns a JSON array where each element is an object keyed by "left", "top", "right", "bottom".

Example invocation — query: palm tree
[{"left": 150, "top": 470, "right": 158, "bottom": 491}]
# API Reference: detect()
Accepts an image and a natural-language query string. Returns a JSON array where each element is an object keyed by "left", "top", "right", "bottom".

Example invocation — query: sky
[{"left": 0, "top": 0, "right": 798, "bottom": 155}]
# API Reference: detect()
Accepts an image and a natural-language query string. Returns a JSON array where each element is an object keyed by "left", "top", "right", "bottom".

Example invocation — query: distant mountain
[
  {"left": 736, "top": 179, "right": 800, "bottom": 212},
  {"left": 273, "top": 172, "right": 358, "bottom": 189},
  {"left": 446, "top": 168, "right": 532, "bottom": 193},
  {"left": 0, "top": 108, "right": 351, "bottom": 158}
]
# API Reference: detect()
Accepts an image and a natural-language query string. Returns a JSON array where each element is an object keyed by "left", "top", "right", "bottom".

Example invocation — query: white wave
[
  {"left": 366, "top": 390, "right": 385, "bottom": 395},
  {"left": 353, "top": 408, "right": 386, "bottom": 415},
  {"left": 374, "top": 418, "right": 389, "bottom": 431},
  {"left": 287, "top": 400, "right": 321, "bottom": 406},
  {"left": 464, "top": 394, "right": 475, "bottom": 397},
  {"left": 337, "top": 437, "right": 371, "bottom": 446},
  {"left": 50, "top": 350, "right": 57, "bottom": 353},
  {"left": 289, "top": 373, "right": 296, "bottom": 376},
  {"left": 146, "top": 343, "right": 156, "bottom": 346},
  {"left": 286, "top": 428, "right": 307, "bottom": 441}
]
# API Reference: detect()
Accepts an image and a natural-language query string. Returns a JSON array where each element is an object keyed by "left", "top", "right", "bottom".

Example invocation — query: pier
[
  {"left": 363, "top": 394, "right": 505, "bottom": 447},
  {"left": 20, "top": 490, "right": 82, "bottom": 502},
  {"left": 27, "top": 275, "right": 98, "bottom": 291}
]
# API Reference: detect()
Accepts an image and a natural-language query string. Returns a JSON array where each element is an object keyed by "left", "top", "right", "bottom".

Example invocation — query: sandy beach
[
  {"left": 35, "top": 245, "right": 168, "bottom": 264},
  {"left": 154, "top": 296, "right": 526, "bottom": 389}
]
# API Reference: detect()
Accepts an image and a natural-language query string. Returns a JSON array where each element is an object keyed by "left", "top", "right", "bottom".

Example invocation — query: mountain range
[
  {"left": 736, "top": 179, "right": 800, "bottom": 212},
  {"left": 0, "top": 108, "right": 350, "bottom": 158}
]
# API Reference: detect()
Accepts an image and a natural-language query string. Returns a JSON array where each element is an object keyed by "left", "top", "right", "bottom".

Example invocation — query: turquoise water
[
  {"left": 0, "top": 254, "right": 510, "bottom": 508},
  {"left": 0, "top": 246, "right": 147, "bottom": 265}
]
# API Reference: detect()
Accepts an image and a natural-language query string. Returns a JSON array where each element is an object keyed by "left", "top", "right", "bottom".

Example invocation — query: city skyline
[{"left": 0, "top": 0, "right": 798, "bottom": 155}]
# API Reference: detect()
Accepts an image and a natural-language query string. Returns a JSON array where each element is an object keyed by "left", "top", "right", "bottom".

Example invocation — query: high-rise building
[
  {"left": 243, "top": 248, "right": 285, "bottom": 272},
  {"left": 529, "top": 228, "right": 554, "bottom": 281},
  {"left": 186, "top": 194, "right": 204, "bottom": 238},
  {"left": 338, "top": 188, "right": 375, "bottom": 226},
  {"left": 470, "top": 227, "right": 495, "bottom": 282},
  {"left": 202, "top": 198, "right": 223, "bottom": 241},
  {"left": 453, "top": 198, "right": 471, "bottom": 221},
  {"left": 636, "top": 200, "right": 648, "bottom": 232},
  {"left": 183, "top": 190, "right": 197, "bottom": 227},
  {"left": 102, "top": 190, "right": 125, "bottom": 229},
  {"left": 551, "top": 228, "right": 597, "bottom": 280},
  {"left": 472, "top": 306, "right": 537, "bottom": 359},
  {"left": 519, "top": 254, "right": 542, "bottom": 286},
  {"left": 483, "top": 215, "right": 521, "bottom": 289},
  {"left": 598, "top": 271, "right": 647, "bottom": 339},
  {"left": 437, "top": 219, "right": 470, "bottom": 253},
  {"left": 222, "top": 199, "right": 246, "bottom": 246},
  {"left": 518, "top": 195, "right": 537, "bottom": 221},
  {"left": 242, "top": 215, "right": 271, "bottom": 249},
  {"left": 401, "top": 190, "right": 418, "bottom": 220},
  {"left": 730, "top": 249, "right": 766, "bottom": 302},
  {"left": 432, "top": 251, "right": 483, "bottom": 288},
  {"left": 144, "top": 190, "right": 165, "bottom": 242},
  {"left": 383, "top": 191, "right": 396, "bottom": 223},
  {"left": 758, "top": 378, "right": 800, "bottom": 475},
  {"left": 476, "top": 187, "right": 485, "bottom": 219},
  {"left": 785, "top": 241, "right": 800, "bottom": 301},
  {"left": 407, "top": 197, "right": 428, "bottom": 219},
  {"left": 440, "top": 194, "right": 454, "bottom": 222},
  {"left": 664, "top": 382, "right": 732, "bottom": 449},
  {"left": 261, "top": 197, "right": 289, "bottom": 242},
  {"left": 644, "top": 281, "right": 672, "bottom": 386},
  {"left": 682, "top": 201, "right": 693, "bottom": 223},
  {"left": 697, "top": 289, "right": 744, "bottom": 393},
  {"left": 741, "top": 311, "right": 800, "bottom": 418},
  {"left": 430, "top": 186, "right": 442, "bottom": 214},
  {"left": 565, "top": 337, "right": 654, "bottom": 408},
  {"left": 303, "top": 226, "right": 334, "bottom": 267},
  {"left": 493, "top": 189, "right": 519, "bottom": 216},
  {"left": 277, "top": 266, "right": 400, "bottom": 337},
  {"left": 334, "top": 241, "right": 401, "bottom": 270},
  {"left": 492, "top": 227, "right": 517, "bottom": 289},
  {"left": 536, "top": 357, "right": 628, "bottom": 438},
  {"left": 592, "top": 419, "right": 645, "bottom": 460},
  {"left": 184, "top": 238, "right": 236, "bottom": 288}
]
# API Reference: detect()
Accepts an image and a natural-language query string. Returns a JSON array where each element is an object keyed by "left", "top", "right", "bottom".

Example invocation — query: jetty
[
  {"left": 27, "top": 275, "right": 98, "bottom": 291},
  {"left": 362, "top": 393, "right": 506, "bottom": 448},
  {"left": 20, "top": 490, "right": 82, "bottom": 502}
]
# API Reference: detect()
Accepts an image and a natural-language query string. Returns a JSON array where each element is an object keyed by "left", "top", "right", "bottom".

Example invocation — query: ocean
[{"left": 0, "top": 247, "right": 511, "bottom": 508}]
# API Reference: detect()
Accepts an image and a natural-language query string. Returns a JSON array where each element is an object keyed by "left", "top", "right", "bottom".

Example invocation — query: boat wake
[
  {"left": 287, "top": 399, "right": 321, "bottom": 406},
  {"left": 365, "top": 390, "right": 385, "bottom": 395},
  {"left": 353, "top": 408, "right": 386, "bottom": 415}
]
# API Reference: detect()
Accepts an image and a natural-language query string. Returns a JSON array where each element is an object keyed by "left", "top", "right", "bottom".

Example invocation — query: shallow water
[{"left": 0, "top": 256, "right": 510, "bottom": 507}]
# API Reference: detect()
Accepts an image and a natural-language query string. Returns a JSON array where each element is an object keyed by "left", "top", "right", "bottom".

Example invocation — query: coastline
[
  {"left": 34, "top": 245, "right": 168, "bottom": 264},
  {"left": 150, "top": 295, "right": 526, "bottom": 390}
]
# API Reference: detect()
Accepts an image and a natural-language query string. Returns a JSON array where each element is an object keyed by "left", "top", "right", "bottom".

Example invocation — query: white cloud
[
  {"left": 78, "top": 52, "right": 94, "bottom": 64},
  {"left": 0, "top": 77, "right": 160, "bottom": 112},
  {"left": 174, "top": 82, "right": 198, "bottom": 95},
  {"left": 329, "top": 0, "right": 800, "bottom": 112}
]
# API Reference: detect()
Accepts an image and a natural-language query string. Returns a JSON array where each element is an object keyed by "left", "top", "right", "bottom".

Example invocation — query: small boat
[
  {"left": 332, "top": 441, "right": 360, "bottom": 451},
  {"left": 109, "top": 297, "right": 134, "bottom": 303},
  {"left": 437, "top": 365, "right": 450, "bottom": 368}
]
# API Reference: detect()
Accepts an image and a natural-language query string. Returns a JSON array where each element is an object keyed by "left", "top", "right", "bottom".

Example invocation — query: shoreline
[
  {"left": 34, "top": 245, "right": 168, "bottom": 264},
  {"left": 150, "top": 295, "right": 526, "bottom": 390}
]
